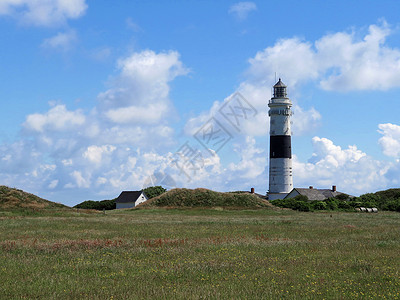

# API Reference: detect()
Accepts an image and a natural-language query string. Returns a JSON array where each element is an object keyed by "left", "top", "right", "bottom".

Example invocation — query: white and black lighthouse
[{"left": 268, "top": 78, "right": 293, "bottom": 200}]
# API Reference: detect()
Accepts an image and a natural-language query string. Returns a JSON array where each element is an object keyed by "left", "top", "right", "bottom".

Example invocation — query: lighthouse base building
[{"left": 268, "top": 78, "right": 293, "bottom": 200}]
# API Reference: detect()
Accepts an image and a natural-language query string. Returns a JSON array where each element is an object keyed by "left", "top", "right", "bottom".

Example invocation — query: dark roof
[
  {"left": 273, "top": 78, "right": 287, "bottom": 88},
  {"left": 231, "top": 191, "right": 268, "bottom": 200},
  {"left": 286, "top": 188, "right": 349, "bottom": 201},
  {"left": 253, "top": 192, "right": 268, "bottom": 200},
  {"left": 115, "top": 191, "right": 146, "bottom": 203}
]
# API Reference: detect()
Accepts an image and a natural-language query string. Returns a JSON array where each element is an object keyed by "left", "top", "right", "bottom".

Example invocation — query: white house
[{"left": 115, "top": 191, "right": 148, "bottom": 209}]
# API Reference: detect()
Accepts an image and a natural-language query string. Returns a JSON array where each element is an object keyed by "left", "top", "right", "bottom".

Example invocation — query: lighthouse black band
[{"left": 270, "top": 135, "right": 292, "bottom": 158}]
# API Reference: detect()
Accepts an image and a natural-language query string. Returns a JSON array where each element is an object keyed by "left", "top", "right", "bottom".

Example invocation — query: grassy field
[{"left": 0, "top": 208, "right": 399, "bottom": 299}]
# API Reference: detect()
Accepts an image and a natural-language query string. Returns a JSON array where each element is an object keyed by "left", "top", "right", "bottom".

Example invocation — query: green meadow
[{"left": 0, "top": 208, "right": 399, "bottom": 299}]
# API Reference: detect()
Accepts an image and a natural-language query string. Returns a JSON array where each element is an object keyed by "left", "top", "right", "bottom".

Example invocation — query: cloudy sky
[{"left": 1, "top": 0, "right": 400, "bottom": 206}]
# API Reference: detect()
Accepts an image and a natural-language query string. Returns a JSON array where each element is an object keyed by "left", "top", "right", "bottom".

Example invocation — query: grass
[
  {"left": 0, "top": 209, "right": 400, "bottom": 299},
  {"left": 138, "top": 188, "right": 271, "bottom": 208},
  {"left": 0, "top": 185, "right": 68, "bottom": 210}
]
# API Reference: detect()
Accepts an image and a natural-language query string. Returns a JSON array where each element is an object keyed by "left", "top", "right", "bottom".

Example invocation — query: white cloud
[
  {"left": 184, "top": 101, "right": 222, "bottom": 136},
  {"left": 236, "top": 83, "right": 321, "bottom": 137},
  {"left": 229, "top": 2, "right": 257, "bottom": 21},
  {"left": 317, "top": 23, "right": 400, "bottom": 91},
  {"left": 83, "top": 145, "right": 116, "bottom": 164},
  {"left": 62, "top": 159, "right": 72, "bottom": 166},
  {"left": 70, "top": 170, "right": 90, "bottom": 188},
  {"left": 184, "top": 21, "right": 400, "bottom": 144},
  {"left": 184, "top": 71, "right": 321, "bottom": 139},
  {"left": 291, "top": 105, "right": 321, "bottom": 136},
  {"left": 247, "top": 37, "right": 319, "bottom": 88},
  {"left": 48, "top": 179, "right": 58, "bottom": 189},
  {"left": 99, "top": 50, "right": 189, "bottom": 125},
  {"left": 23, "top": 104, "right": 85, "bottom": 133},
  {"left": 117, "top": 50, "right": 188, "bottom": 84},
  {"left": 0, "top": 0, "right": 88, "bottom": 26},
  {"left": 96, "top": 150, "right": 174, "bottom": 193},
  {"left": 0, "top": 49, "right": 188, "bottom": 204},
  {"left": 41, "top": 30, "right": 77, "bottom": 51},
  {"left": 308, "top": 137, "right": 366, "bottom": 166},
  {"left": 228, "top": 136, "right": 266, "bottom": 179},
  {"left": 378, "top": 123, "right": 400, "bottom": 158},
  {"left": 0, "top": 140, "right": 41, "bottom": 174},
  {"left": 105, "top": 102, "right": 169, "bottom": 125},
  {"left": 293, "top": 137, "right": 388, "bottom": 195},
  {"left": 89, "top": 50, "right": 186, "bottom": 148},
  {"left": 2, "top": 154, "right": 11, "bottom": 162},
  {"left": 171, "top": 135, "right": 268, "bottom": 194},
  {"left": 96, "top": 125, "right": 175, "bottom": 147},
  {"left": 247, "top": 20, "right": 400, "bottom": 91}
]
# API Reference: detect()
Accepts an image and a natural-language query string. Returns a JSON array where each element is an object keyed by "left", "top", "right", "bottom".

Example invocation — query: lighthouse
[{"left": 268, "top": 78, "right": 293, "bottom": 200}]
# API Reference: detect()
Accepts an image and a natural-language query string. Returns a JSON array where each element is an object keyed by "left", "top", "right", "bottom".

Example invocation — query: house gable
[
  {"left": 115, "top": 191, "right": 148, "bottom": 209},
  {"left": 135, "top": 193, "right": 148, "bottom": 206},
  {"left": 284, "top": 189, "right": 300, "bottom": 199}
]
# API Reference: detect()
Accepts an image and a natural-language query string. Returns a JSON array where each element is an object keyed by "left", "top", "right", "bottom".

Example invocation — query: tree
[{"left": 143, "top": 186, "right": 166, "bottom": 199}]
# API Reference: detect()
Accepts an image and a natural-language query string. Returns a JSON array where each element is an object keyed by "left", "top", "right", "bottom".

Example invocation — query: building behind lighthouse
[{"left": 268, "top": 78, "right": 293, "bottom": 200}]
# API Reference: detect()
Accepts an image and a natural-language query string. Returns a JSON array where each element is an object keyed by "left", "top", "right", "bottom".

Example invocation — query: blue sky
[{"left": 1, "top": 0, "right": 400, "bottom": 206}]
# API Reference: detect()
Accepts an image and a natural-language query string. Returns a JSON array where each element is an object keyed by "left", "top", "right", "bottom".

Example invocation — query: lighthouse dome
[
  {"left": 273, "top": 78, "right": 287, "bottom": 98},
  {"left": 273, "top": 78, "right": 287, "bottom": 88}
]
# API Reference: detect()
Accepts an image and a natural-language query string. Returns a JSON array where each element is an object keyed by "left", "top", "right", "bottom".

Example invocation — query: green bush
[
  {"left": 312, "top": 201, "right": 327, "bottom": 210},
  {"left": 74, "top": 199, "right": 115, "bottom": 210},
  {"left": 296, "top": 201, "right": 312, "bottom": 212},
  {"left": 270, "top": 188, "right": 400, "bottom": 212},
  {"left": 348, "top": 201, "right": 362, "bottom": 208},
  {"left": 384, "top": 199, "right": 400, "bottom": 212},
  {"left": 337, "top": 200, "right": 351, "bottom": 209},
  {"left": 356, "top": 193, "right": 379, "bottom": 208},
  {"left": 334, "top": 193, "right": 350, "bottom": 200},
  {"left": 341, "top": 189, "right": 400, "bottom": 212},
  {"left": 325, "top": 198, "right": 339, "bottom": 210},
  {"left": 143, "top": 186, "right": 166, "bottom": 199},
  {"left": 271, "top": 196, "right": 354, "bottom": 212},
  {"left": 374, "top": 197, "right": 400, "bottom": 212},
  {"left": 375, "top": 189, "right": 400, "bottom": 200}
]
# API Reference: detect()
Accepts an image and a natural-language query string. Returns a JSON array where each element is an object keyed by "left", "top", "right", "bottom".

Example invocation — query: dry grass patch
[
  {"left": 0, "top": 185, "right": 68, "bottom": 210},
  {"left": 138, "top": 188, "right": 274, "bottom": 209}
]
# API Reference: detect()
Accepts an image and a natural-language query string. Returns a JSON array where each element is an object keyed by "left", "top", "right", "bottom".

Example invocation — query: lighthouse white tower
[{"left": 268, "top": 78, "right": 293, "bottom": 200}]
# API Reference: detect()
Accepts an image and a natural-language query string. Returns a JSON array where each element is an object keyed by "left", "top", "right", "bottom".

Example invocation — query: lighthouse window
[{"left": 274, "top": 87, "right": 286, "bottom": 98}]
